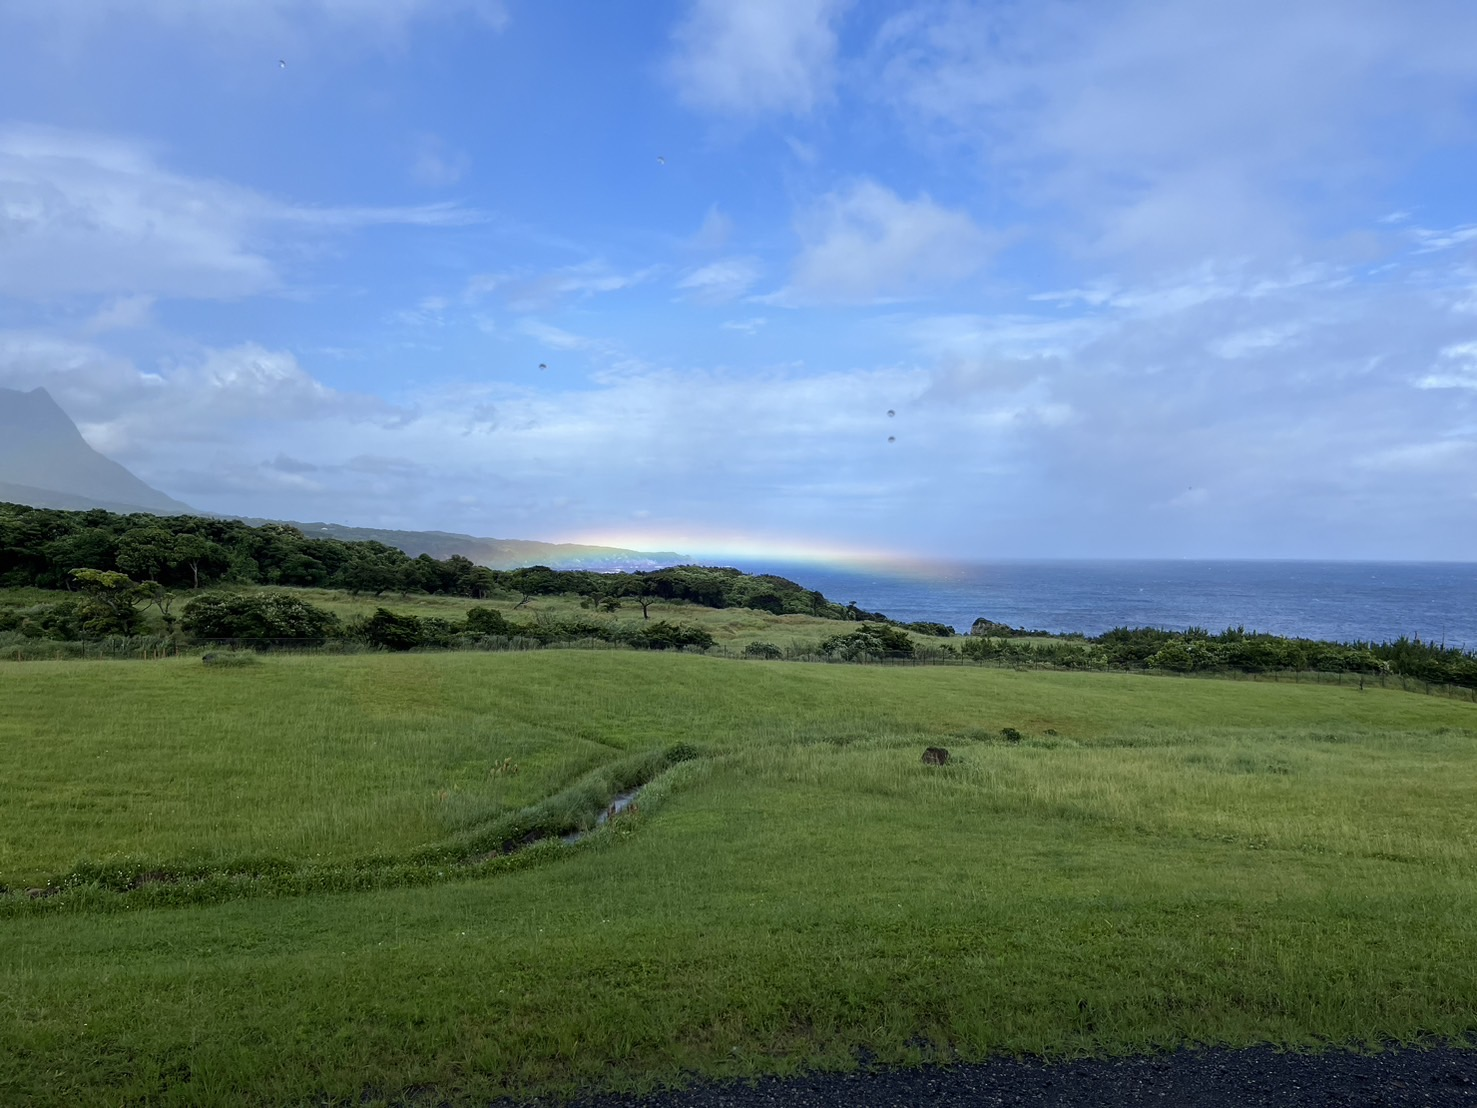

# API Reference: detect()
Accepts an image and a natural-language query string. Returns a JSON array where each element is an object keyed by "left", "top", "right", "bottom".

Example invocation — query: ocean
[{"left": 721, "top": 560, "right": 1477, "bottom": 649}]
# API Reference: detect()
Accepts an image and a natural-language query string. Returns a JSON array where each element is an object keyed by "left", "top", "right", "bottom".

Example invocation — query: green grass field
[
  {"left": 2, "top": 650, "right": 1476, "bottom": 1105},
  {"left": 297, "top": 585, "right": 902, "bottom": 652}
]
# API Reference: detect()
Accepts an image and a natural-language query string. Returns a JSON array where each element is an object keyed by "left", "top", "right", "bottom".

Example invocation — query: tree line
[
  {"left": 824, "top": 622, "right": 1477, "bottom": 690},
  {"left": 0, "top": 503, "right": 885, "bottom": 620}
]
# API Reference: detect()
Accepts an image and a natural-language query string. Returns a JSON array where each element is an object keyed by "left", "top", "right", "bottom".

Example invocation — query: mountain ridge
[{"left": 0, "top": 387, "right": 195, "bottom": 515}]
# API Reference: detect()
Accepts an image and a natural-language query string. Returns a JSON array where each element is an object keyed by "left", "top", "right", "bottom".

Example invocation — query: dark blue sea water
[{"left": 722, "top": 560, "right": 1477, "bottom": 649}]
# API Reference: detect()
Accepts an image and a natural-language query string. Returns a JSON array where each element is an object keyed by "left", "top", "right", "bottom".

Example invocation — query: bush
[
  {"left": 2, "top": 599, "right": 90, "bottom": 641},
  {"left": 819, "top": 622, "right": 915, "bottom": 661},
  {"left": 743, "top": 641, "right": 783, "bottom": 659},
  {"left": 634, "top": 621, "right": 715, "bottom": 651},
  {"left": 355, "top": 608, "right": 425, "bottom": 651},
  {"left": 905, "top": 621, "right": 955, "bottom": 637},
  {"left": 465, "top": 606, "right": 511, "bottom": 636},
  {"left": 959, "top": 636, "right": 999, "bottom": 661},
  {"left": 182, "top": 593, "right": 340, "bottom": 642}
]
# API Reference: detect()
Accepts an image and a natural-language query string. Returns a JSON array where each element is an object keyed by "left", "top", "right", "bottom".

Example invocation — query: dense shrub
[
  {"left": 904, "top": 620, "right": 955, "bottom": 637},
  {"left": 417, "top": 617, "right": 459, "bottom": 649},
  {"left": 633, "top": 620, "right": 715, "bottom": 651},
  {"left": 1, "top": 599, "right": 91, "bottom": 640},
  {"left": 819, "top": 622, "right": 915, "bottom": 660},
  {"left": 181, "top": 593, "right": 341, "bottom": 642},
  {"left": 743, "top": 641, "right": 783, "bottom": 659},
  {"left": 355, "top": 608, "right": 424, "bottom": 651},
  {"left": 465, "top": 606, "right": 511, "bottom": 636}
]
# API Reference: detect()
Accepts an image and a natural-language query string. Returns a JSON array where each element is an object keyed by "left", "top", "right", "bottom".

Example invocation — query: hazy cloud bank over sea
[{"left": 1, "top": 0, "right": 1475, "bottom": 561}]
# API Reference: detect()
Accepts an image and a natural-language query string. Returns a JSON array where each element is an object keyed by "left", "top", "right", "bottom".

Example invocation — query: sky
[{"left": 1, "top": 0, "right": 1475, "bottom": 562}]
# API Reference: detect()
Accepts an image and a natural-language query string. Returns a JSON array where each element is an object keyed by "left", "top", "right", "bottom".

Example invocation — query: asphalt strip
[{"left": 490, "top": 1043, "right": 1477, "bottom": 1108}]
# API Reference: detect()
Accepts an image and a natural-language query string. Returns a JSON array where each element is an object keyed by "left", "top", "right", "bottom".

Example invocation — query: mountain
[
  {"left": 0, "top": 387, "right": 196, "bottom": 515},
  {"left": 0, "top": 386, "right": 686, "bottom": 571}
]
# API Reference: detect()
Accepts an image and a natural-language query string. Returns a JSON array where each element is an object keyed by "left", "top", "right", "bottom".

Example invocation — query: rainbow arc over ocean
[{"left": 565, "top": 528, "right": 953, "bottom": 582}]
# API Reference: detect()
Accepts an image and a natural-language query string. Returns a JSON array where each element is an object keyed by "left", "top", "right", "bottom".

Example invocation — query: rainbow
[{"left": 561, "top": 526, "right": 952, "bottom": 581}]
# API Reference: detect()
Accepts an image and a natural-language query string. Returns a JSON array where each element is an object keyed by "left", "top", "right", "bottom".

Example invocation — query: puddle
[{"left": 561, "top": 787, "right": 643, "bottom": 844}]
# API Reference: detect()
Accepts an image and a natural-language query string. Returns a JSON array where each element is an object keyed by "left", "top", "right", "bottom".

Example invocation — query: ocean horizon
[{"left": 717, "top": 558, "right": 1477, "bottom": 649}]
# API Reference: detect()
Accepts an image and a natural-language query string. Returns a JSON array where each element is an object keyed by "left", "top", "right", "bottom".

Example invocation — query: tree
[
  {"left": 68, "top": 568, "right": 147, "bottom": 635},
  {"left": 169, "top": 533, "right": 220, "bottom": 589},
  {"left": 621, "top": 575, "right": 660, "bottom": 620},
  {"left": 116, "top": 527, "right": 176, "bottom": 582},
  {"left": 507, "top": 565, "right": 560, "bottom": 609},
  {"left": 139, "top": 581, "right": 180, "bottom": 636},
  {"left": 358, "top": 608, "right": 424, "bottom": 651},
  {"left": 43, "top": 528, "right": 119, "bottom": 585},
  {"left": 464, "top": 566, "right": 498, "bottom": 599},
  {"left": 339, "top": 557, "right": 397, "bottom": 597}
]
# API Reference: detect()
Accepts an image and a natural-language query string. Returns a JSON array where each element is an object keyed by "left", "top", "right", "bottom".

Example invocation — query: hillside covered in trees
[{"left": 0, "top": 502, "right": 879, "bottom": 619}]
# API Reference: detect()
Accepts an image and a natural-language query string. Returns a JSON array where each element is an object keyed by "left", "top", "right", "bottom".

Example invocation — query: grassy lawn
[{"left": 2, "top": 651, "right": 1475, "bottom": 1104}]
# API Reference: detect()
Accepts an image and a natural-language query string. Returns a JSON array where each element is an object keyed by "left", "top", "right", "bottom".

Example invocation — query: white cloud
[
  {"left": 85, "top": 343, "right": 398, "bottom": 454},
  {"left": 1031, "top": 262, "right": 1346, "bottom": 318},
  {"left": 1416, "top": 340, "right": 1477, "bottom": 389},
  {"left": 687, "top": 205, "right": 734, "bottom": 252},
  {"left": 466, "top": 261, "right": 655, "bottom": 313},
  {"left": 1412, "top": 223, "right": 1477, "bottom": 254},
  {"left": 391, "top": 295, "right": 450, "bottom": 328},
  {"left": 1358, "top": 439, "right": 1475, "bottom": 471},
  {"left": 0, "top": 125, "right": 479, "bottom": 300},
  {"left": 411, "top": 134, "right": 469, "bottom": 188},
  {"left": 0, "top": 330, "right": 406, "bottom": 509},
  {"left": 10, "top": 0, "right": 509, "bottom": 47},
  {"left": 85, "top": 294, "right": 155, "bottom": 333},
  {"left": 667, "top": 0, "right": 849, "bottom": 117},
  {"left": 784, "top": 180, "right": 993, "bottom": 304},
  {"left": 0, "top": 332, "right": 157, "bottom": 418},
  {"left": 874, "top": 0, "right": 1477, "bottom": 269},
  {"left": 518, "top": 320, "right": 596, "bottom": 352},
  {"left": 677, "top": 257, "right": 762, "bottom": 303},
  {"left": 1206, "top": 323, "right": 1304, "bottom": 361},
  {"left": 721, "top": 317, "right": 767, "bottom": 335}
]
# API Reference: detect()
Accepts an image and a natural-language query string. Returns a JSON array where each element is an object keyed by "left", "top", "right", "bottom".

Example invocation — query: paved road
[{"left": 495, "top": 1045, "right": 1477, "bottom": 1108}]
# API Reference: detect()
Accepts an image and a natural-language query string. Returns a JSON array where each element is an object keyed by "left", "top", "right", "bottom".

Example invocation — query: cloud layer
[{"left": 0, "top": 1, "right": 1473, "bottom": 559}]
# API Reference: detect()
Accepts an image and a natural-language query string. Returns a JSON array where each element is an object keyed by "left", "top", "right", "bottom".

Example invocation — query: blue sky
[{"left": 2, "top": 0, "right": 1476, "bottom": 561}]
